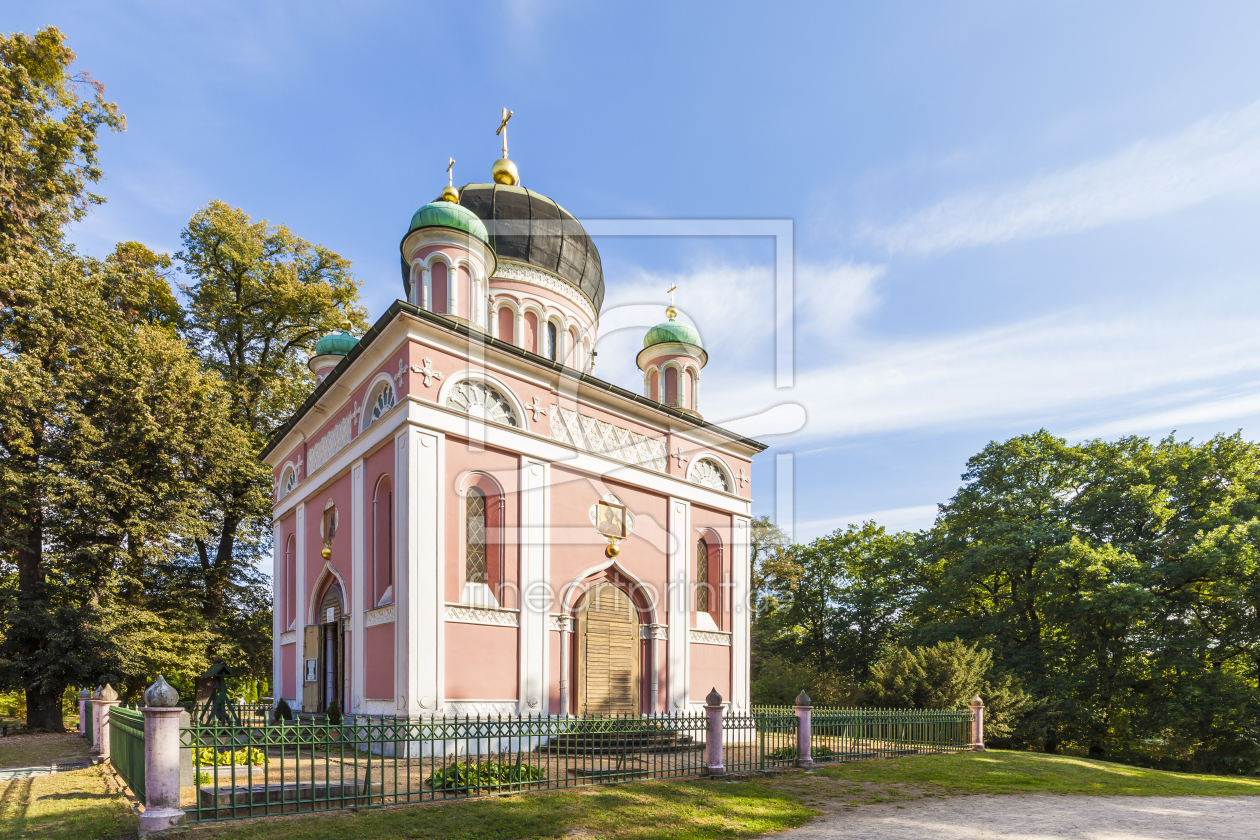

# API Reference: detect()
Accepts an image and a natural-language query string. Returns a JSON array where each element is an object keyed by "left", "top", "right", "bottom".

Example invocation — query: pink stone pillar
[
  {"left": 78, "top": 689, "right": 90, "bottom": 735},
  {"left": 704, "top": 687, "right": 725, "bottom": 776},
  {"left": 794, "top": 690, "right": 814, "bottom": 769},
  {"left": 93, "top": 684, "right": 121, "bottom": 764},
  {"left": 139, "top": 676, "right": 187, "bottom": 836},
  {"left": 970, "top": 695, "right": 986, "bottom": 751}
]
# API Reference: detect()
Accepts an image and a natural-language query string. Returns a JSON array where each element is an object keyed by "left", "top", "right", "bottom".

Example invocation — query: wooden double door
[{"left": 577, "top": 582, "right": 641, "bottom": 715}]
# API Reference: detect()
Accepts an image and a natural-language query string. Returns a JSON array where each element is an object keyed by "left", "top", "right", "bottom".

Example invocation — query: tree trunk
[{"left": 26, "top": 683, "right": 65, "bottom": 732}]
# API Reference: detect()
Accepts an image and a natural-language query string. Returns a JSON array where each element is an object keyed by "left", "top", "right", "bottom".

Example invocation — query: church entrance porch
[{"left": 577, "top": 582, "right": 641, "bottom": 715}]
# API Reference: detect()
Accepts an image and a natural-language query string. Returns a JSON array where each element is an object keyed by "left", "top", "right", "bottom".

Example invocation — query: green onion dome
[
  {"left": 644, "top": 317, "right": 702, "bottom": 349},
  {"left": 314, "top": 328, "right": 358, "bottom": 357},
  {"left": 406, "top": 199, "right": 490, "bottom": 244}
]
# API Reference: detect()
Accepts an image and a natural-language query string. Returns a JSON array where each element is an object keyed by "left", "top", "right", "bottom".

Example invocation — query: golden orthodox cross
[
  {"left": 496, "top": 108, "right": 514, "bottom": 157},
  {"left": 667, "top": 284, "right": 677, "bottom": 306},
  {"left": 446, "top": 157, "right": 455, "bottom": 187}
]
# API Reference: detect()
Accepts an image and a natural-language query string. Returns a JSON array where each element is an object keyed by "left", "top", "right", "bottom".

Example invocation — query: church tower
[{"left": 637, "top": 302, "right": 707, "bottom": 419}]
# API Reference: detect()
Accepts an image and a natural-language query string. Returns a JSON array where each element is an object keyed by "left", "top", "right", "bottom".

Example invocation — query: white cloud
[
  {"left": 1066, "top": 389, "right": 1260, "bottom": 440},
  {"left": 862, "top": 99, "right": 1260, "bottom": 254},
  {"left": 795, "top": 505, "right": 939, "bottom": 542},
  {"left": 699, "top": 298, "right": 1260, "bottom": 442}
]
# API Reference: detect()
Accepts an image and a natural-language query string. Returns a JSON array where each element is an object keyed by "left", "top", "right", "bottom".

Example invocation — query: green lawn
[
  {"left": 809, "top": 751, "right": 1260, "bottom": 797},
  {"left": 5, "top": 750, "right": 1260, "bottom": 840}
]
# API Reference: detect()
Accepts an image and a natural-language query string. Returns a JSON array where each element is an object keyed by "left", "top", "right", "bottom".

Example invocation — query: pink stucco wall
[
  {"left": 365, "top": 623, "right": 394, "bottom": 699},
  {"left": 690, "top": 643, "right": 732, "bottom": 702},
  {"left": 281, "top": 643, "right": 296, "bottom": 699},
  {"left": 443, "top": 439, "right": 521, "bottom": 605},
  {"left": 304, "top": 469, "right": 354, "bottom": 622},
  {"left": 445, "top": 623, "right": 518, "bottom": 699}
]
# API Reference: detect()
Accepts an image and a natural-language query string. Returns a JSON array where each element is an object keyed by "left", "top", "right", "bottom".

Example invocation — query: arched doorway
[
  {"left": 577, "top": 582, "right": 640, "bottom": 715},
  {"left": 318, "top": 583, "right": 345, "bottom": 713}
]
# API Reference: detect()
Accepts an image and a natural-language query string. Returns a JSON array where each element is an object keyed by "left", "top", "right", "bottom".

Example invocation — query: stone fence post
[
  {"left": 704, "top": 687, "right": 725, "bottom": 776},
  {"left": 78, "top": 689, "right": 90, "bottom": 736},
  {"left": 140, "top": 675, "right": 187, "bottom": 836},
  {"left": 970, "top": 695, "right": 985, "bottom": 751},
  {"left": 794, "top": 690, "right": 813, "bottom": 769},
  {"left": 92, "top": 684, "right": 121, "bottom": 764}
]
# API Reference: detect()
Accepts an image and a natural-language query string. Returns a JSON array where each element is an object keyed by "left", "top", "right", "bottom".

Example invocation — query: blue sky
[{"left": 14, "top": 1, "right": 1260, "bottom": 541}]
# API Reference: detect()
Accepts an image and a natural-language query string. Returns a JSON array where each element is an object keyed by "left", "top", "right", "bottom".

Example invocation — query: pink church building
[{"left": 265, "top": 151, "right": 765, "bottom": 719}]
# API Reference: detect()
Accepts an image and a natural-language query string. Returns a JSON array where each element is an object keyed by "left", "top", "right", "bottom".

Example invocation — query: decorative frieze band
[
  {"left": 307, "top": 415, "right": 352, "bottom": 475},
  {"left": 279, "top": 630, "right": 297, "bottom": 645},
  {"left": 641, "top": 623, "right": 669, "bottom": 640},
  {"left": 444, "top": 603, "right": 521, "bottom": 627},
  {"left": 689, "top": 629, "right": 732, "bottom": 646},
  {"left": 364, "top": 604, "right": 396, "bottom": 627},
  {"left": 493, "top": 261, "right": 597, "bottom": 324},
  {"left": 550, "top": 405, "right": 668, "bottom": 472}
]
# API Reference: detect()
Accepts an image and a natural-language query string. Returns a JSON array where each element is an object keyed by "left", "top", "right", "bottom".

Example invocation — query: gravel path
[{"left": 777, "top": 794, "right": 1260, "bottom": 839}]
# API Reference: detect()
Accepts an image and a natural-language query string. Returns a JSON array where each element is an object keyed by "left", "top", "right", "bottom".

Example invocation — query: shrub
[
  {"left": 272, "top": 698, "right": 293, "bottom": 723},
  {"left": 196, "top": 747, "right": 267, "bottom": 766},
  {"left": 426, "top": 759, "right": 546, "bottom": 792},
  {"left": 325, "top": 699, "right": 342, "bottom": 725}
]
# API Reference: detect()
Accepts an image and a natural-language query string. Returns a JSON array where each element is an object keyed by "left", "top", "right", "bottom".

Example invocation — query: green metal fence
[
  {"left": 180, "top": 712, "right": 712, "bottom": 822},
  {"left": 809, "top": 708, "right": 973, "bottom": 763},
  {"left": 184, "top": 702, "right": 275, "bottom": 726},
  {"left": 109, "top": 706, "right": 146, "bottom": 801},
  {"left": 177, "top": 706, "right": 977, "bottom": 823}
]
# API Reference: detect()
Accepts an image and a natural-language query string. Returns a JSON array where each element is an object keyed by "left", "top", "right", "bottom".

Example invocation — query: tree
[
  {"left": 0, "top": 27, "right": 123, "bottom": 261},
  {"left": 0, "top": 246, "right": 236, "bottom": 727},
  {"left": 176, "top": 201, "right": 366, "bottom": 649}
]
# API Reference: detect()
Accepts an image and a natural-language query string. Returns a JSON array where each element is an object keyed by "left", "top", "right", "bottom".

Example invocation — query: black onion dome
[{"left": 458, "top": 183, "right": 604, "bottom": 313}]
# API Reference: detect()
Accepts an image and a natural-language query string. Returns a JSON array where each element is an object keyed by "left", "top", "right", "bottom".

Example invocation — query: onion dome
[
  {"left": 314, "top": 328, "right": 357, "bottom": 357},
  {"left": 457, "top": 183, "right": 605, "bottom": 313},
  {"left": 644, "top": 317, "right": 703, "bottom": 350},
  {"left": 406, "top": 198, "right": 490, "bottom": 245}
]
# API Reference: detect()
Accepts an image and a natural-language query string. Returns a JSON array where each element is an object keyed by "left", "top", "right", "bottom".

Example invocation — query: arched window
[
  {"left": 685, "top": 369, "right": 696, "bottom": 410},
  {"left": 696, "top": 537, "right": 710, "bottom": 613},
  {"left": 568, "top": 327, "right": 579, "bottom": 367},
  {"left": 431, "top": 262, "right": 449, "bottom": 314},
  {"left": 279, "top": 465, "right": 298, "bottom": 498},
  {"left": 649, "top": 370, "right": 659, "bottom": 402},
  {"left": 445, "top": 379, "right": 519, "bottom": 427},
  {"left": 284, "top": 535, "right": 296, "bottom": 629},
  {"left": 664, "top": 367, "right": 679, "bottom": 407},
  {"left": 690, "top": 457, "right": 731, "bottom": 492},
  {"left": 466, "top": 488, "right": 487, "bottom": 585},
  {"left": 372, "top": 476, "right": 393, "bottom": 607},
  {"left": 523, "top": 311, "right": 539, "bottom": 353},
  {"left": 458, "top": 265, "right": 472, "bottom": 319},
  {"left": 497, "top": 306, "right": 515, "bottom": 343},
  {"left": 545, "top": 321, "right": 558, "bottom": 361},
  {"left": 365, "top": 380, "right": 396, "bottom": 428}
]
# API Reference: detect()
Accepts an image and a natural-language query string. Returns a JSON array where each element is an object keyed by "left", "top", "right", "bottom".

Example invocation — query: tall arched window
[
  {"left": 466, "top": 488, "right": 487, "bottom": 584},
  {"left": 285, "top": 535, "right": 296, "bottom": 629},
  {"left": 545, "top": 321, "right": 558, "bottom": 361},
  {"left": 685, "top": 369, "right": 696, "bottom": 410},
  {"left": 458, "top": 265, "right": 472, "bottom": 319},
  {"left": 372, "top": 476, "right": 393, "bottom": 607},
  {"left": 649, "top": 370, "right": 660, "bottom": 401},
  {"left": 431, "top": 262, "right": 449, "bottom": 314},
  {"left": 497, "top": 306, "right": 514, "bottom": 343},
  {"left": 568, "top": 327, "right": 579, "bottom": 367},
  {"left": 696, "top": 537, "right": 710, "bottom": 613},
  {"left": 523, "top": 311, "right": 539, "bottom": 353},
  {"left": 664, "top": 367, "right": 679, "bottom": 407}
]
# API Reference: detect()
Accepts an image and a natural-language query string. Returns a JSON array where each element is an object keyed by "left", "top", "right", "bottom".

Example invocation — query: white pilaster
[
  {"left": 668, "top": 497, "right": 690, "bottom": 711},
  {"left": 398, "top": 425, "right": 443, "bottom": 718},
  {"left": 350, "top": 459, "right": 366, "bottom": 713},
  {"left": 294, "top": 503, "right": 306, "bottom": 705},
  {"left": 519, "top": 458, "right": 550, "bottom": 715},
  {"left": 272, "top": 521, "right": 283, "bottom": 710},
  {"left": 731, "top": 516, "right": 751, "bottom": 710}
]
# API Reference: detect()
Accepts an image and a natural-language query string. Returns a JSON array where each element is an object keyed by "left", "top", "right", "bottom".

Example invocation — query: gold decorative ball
[
  {"left": 439, "top": 185, "right": 459, "bottom": 203},
  {"left": 491, "top": 157, "right": 520, "bottom": 186},
  {"left": 665, "top": 305, "right": 678, "bottom": 320},
  {"left": 605, "top": 542, "right": 620, "bottom": 558},
  {"left": 321, "top": 544, "right": 331, "bottom": 559}
]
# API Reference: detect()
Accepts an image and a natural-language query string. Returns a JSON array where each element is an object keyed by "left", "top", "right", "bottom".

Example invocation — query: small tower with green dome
[
  {"left": 636, "top": 289, "right": 708, "bottom": 418},
  {"left": 310, "top": 322, "right": 358, "bottom": 381}
]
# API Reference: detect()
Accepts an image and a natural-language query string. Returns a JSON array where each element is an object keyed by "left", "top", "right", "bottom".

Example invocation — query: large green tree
[
  {"left": 0, "top": 27, "right": 122, "bottom": 261},
  {"left": 176, "top": 201, "right": 366, "bottom": 648}
]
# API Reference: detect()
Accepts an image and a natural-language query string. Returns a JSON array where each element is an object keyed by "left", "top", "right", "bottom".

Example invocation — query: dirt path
[{"left": 775, "top": 794, "right": 1260, "bottom": 839}]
